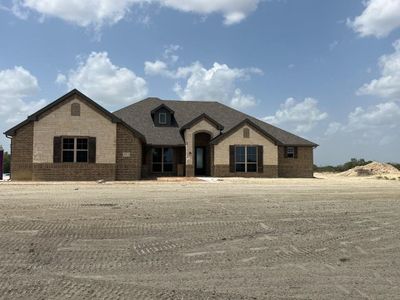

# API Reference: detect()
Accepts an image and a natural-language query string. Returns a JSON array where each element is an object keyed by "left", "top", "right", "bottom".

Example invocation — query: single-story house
[{"left": 4, "top": 89, "right": 318, "bottom": 181}]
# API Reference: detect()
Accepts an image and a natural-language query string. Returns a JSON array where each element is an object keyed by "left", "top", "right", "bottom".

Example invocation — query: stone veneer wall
[
  {"left": 184, "top": 119, "right": 221, "bottom": 177},
  {"left": 33, "top": 97, "right": 117, "bottom": 164},
  {"left": 10, "top": 122, "right": 34, "bottom": 181},
  {"left": 278, "top": 146, "right": 314, "bottom": 178},
  {"left": 115, "top": 124, "right": 142, "bottom": 180}
]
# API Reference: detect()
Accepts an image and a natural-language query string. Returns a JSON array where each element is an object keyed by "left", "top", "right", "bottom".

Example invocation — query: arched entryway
[{"left": 194, "top": 132, "right": 211, "bottom": 176}]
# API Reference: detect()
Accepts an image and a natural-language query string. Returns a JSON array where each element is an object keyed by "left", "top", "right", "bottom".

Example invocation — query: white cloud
[
  {"left": 348, "top": 0, "right": 400, "bottom": 38},
  {"left": 324, "top": 102, "right": 400, "bottom": 146},
  {"left": 325, "top": 122, "right": 342, "bottom": 136},
  {"left": 172, "top": 62, "right": 261, "bottom": 109},
  {"left": 57, "top": 52, "right": 148, "bottom": 106},
  {"left": 358, "top": 39, "right": 400, "bottom": 99},
  {"left": 346, "top": 101, "right": 400, "bottom": 131},
  {"left": 0, "top": 66, "right": 45, "bottom": 125},
  {"left": 11, "top": 0, "right": 260, "bottom": 28},
  {"left": 264, "top": 97, "right": 328, "bottom": 133}
]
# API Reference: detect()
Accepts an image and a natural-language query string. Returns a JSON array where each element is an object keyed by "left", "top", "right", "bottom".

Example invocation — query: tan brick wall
[
  {"left": 278, "top": 146, "right": 314, "bottom": 178},
  {"left": 10, "top": 122, "right": 34, "bottom": 180},
  {"left": 213, "top": 165, "right": 278, "bottom": 178},
  {"left": 115, "top": 124, "right": 142, "bottom": 180},
  {"left": 33, "top": 97, "right": 117, "bottom": 164},
  {"left": 214, "top": 124, "right": 278, "bottom": 165},
  {"left": 32, "top": 163, "right": 115, "bottom": 181}
]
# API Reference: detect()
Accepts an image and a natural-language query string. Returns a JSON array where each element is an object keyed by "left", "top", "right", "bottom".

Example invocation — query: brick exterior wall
[
  {"left": 278, "top": 146, "right": 314, "bottom": 178},
  {"left": 10, "top": 122, "right": 34, "bottom": 181},
  {"left": 115, "top": 124, "right": 142, "bottom": 180},
  {"left": 32, "top": 163, "right": 115, "bottom": 181},
  {"left": 213, "top": 165, "right": 278, "bottom": 177}
]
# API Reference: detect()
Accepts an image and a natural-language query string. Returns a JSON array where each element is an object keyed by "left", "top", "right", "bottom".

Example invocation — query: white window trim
[
  {"left": 287, "top": 146, "right": 295, "bottom": 158},
  {"left": 235, "top": 145, "right": 258, "bottom": 173},
  {"left": 159, "top": 112, "right": 167, "bottom": 125},
  {"left": 62, "top": 137, "right": 89, "bottom": 163}
]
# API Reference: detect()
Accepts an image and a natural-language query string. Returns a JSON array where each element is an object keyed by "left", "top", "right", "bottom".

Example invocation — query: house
[{"left": 4, "top": 89, "right": 317, "bottom": 181}]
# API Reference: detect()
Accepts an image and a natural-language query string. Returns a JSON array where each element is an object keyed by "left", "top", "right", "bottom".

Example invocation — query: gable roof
[
  {"left": 150, "top": 103, "right": 175, "bottom": 115},
  {"left": 210, "top": 118, "right": 279, "bottom": 145},
  {"left": 4, "top": 89, "right": 146, "bottom": 142},
  {"left": 113, "top": 98, "right": 318, "bottom": 147},
  {"left": 181, "top": 113, "right": 224, "bottom": 132}
]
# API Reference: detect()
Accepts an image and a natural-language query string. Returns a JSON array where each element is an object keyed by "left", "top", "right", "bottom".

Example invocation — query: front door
[{"left": 195, "top": 147, "right": 206, "bottom": 176}]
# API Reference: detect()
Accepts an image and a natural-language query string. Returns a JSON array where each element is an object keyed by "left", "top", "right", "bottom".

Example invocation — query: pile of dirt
[{"left": 338, "top": 162, "right": 400, "bottom": 177}]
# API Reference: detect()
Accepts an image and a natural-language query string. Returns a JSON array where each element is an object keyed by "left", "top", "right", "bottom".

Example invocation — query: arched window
[{"left": 71, "top": 103, "right": 80, "bottom": 116}]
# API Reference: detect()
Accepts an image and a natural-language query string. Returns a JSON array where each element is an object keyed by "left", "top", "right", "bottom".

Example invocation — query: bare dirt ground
[{"left": 0, "top": 176, "right": 399, "bottom": 299}]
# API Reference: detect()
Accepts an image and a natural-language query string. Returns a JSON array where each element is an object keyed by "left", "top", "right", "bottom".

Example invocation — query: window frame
[
  {"left": 152, "top": 147, "right": 174, "bottom": 173},
  {"left": 158, "top": 112, "right": 167, "bottom": 125},
  {"left": 235, "top": 145, "right": 258, "bottom": 173},
  {"left": 61, "top": 137, "right": 89, "bottom": 163},
  {"left": 286, "top": 146, "right": 295, "bottom": 158}
]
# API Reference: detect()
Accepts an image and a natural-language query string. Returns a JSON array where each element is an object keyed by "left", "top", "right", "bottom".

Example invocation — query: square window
[
  {"left": 159, "top": 112, "right": 167, "bottom": 124},
  {"left": 77, "top": 138, "right": 88, "bottom": 150},
  {"left": 63, "top": 138, "right": 74, "bottom": 150},
  {"left": 287, "top": 147, "right": 295, "bottom": 158},
  {"left": 76, "top": 151, "right": 88, "bottom": 163},
  {"left": 63, "top": 151, "right": 74, "bottom": 163},
  {"left": 235, "top": 163, "right": 245, "bottom": 172},
  {"left": 152, "top": 163, "right": 162, "bottom": 172},
  {"left": 247, "top": 164, "right": 257, "bottom": 172},
  {"left": 164, "top": 163, "right": 173, "bottom": 172}
]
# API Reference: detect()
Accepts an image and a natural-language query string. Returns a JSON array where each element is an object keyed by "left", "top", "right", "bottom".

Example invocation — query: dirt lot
[{"left": 0, "top": 176, "right": 399, "bottom": 299}]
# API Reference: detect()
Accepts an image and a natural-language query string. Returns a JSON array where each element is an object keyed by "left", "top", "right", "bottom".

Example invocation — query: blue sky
[{"left": 1, "top": 0, "right": 400, "bottom": 165}]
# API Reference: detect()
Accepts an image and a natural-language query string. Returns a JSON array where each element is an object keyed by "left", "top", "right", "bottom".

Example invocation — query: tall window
[
  {"left": 235, "top": 146, "right": 257, "bottom": 172},
  {"left": 286, "top": 146, "right": 296, "bottom": 158},
  {"left": 159, "top": 112, "right": 167, "bottom": 124},
  {"left": 152, "top": 147, "right": 173, "bottom": 172},
  {"left": 62, "top": 137, "right": 88, "bottom": 163}
]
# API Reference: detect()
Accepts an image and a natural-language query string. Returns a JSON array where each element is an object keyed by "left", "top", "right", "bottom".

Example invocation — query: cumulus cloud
[
  {"left": 57, "top": 52, "right": 148, "bottom": 106},
  {"left": 11, "top": 0, "right": 260, "bottom": 28},
  {"left": 0, "top": 66, "right": 46, "bottom": 125},
  {"left": 145, "top": 47, "right": 262, "bottom": 109},
  {"left": 348, "top": 0, "right": 400, "bottom": 38},
  {"left": 324, "top": 102, "right": 400, "bottom": 145},
  {"left": 358, "top": 39, "right": 400, "bottom": 99},
  {"left": 172, "top": 62, "right": 261, "bottom": 109},
  {"left": 264, "top": 98, "right": 328, "bottom": 133}
]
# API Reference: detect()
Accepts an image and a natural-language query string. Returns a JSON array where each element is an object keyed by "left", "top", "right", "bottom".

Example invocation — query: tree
[{"left": 3, "top": 152, "right": 10, "bottom": 174}]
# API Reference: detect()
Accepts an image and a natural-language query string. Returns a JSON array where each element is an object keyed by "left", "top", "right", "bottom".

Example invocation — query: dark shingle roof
[{"left": 113, "top": 98, "right": 317, "bottom": 147}]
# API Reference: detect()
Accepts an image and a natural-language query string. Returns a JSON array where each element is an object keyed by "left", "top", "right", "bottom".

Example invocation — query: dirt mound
[{"left": 338, "top": 162, "right": 400, "bottom": 177}]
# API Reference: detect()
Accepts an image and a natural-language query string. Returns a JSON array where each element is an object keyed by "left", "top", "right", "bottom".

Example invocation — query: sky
[{"left": 0, "top": 0, "right": 400, "bottom": 165}]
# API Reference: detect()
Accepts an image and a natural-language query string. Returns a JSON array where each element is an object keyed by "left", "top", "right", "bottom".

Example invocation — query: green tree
[{"left": 3, "top": 152, "right": 10, "bottom": 174}]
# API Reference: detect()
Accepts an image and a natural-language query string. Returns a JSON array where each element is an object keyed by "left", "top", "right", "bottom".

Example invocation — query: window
[
  {"left": 159, "top": 112, "right": 167, "bottom": 125},
  {"left": 71, "top": 103, "right": 80, "bottom": 116},
  {"left": 235, "top": 146, "right": 257, "bottom": 172},
  {"left": 62, "top": 137, "right": 88, "bottom": 163},
  {"left": 243, "top": 128, "right": 250, "bottom": 138},
  {"left": 152, "top": 147, "right": 173, "bottom": 172},
  {"left": 286, "top": 146, "right": 296, "bottom": 158}
]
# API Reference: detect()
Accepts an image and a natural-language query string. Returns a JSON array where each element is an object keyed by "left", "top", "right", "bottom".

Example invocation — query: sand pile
[{"left": 338, "top": 162, "right": 400, "bottom": 177}]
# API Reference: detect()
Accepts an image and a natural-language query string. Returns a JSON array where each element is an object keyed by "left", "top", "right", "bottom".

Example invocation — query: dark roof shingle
[{"left": 113, "top": 98, "right": 317, "bottom": 147}]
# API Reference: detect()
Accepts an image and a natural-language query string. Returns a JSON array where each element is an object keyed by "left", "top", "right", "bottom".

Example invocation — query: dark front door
[{"left": 195, "top": 147, "right": 206, "bottom": 176}]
